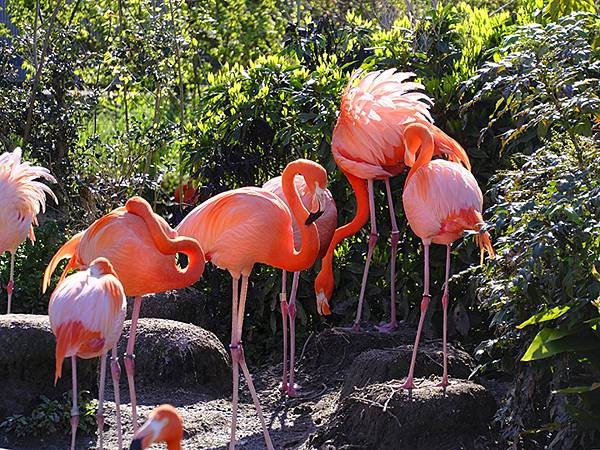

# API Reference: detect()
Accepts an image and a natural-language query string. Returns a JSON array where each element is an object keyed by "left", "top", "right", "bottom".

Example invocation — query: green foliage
[
  {"left": 473, "top": 135, "right": 600, "bottom": 446},
  {"left": 544, "top": 0, "right": 597, "bottom": 22},
  {"left": 0, "top": 392, "right": 97, "bottom": 438}
]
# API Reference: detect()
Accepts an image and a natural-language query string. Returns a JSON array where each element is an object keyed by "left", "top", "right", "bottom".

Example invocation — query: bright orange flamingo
[
  {"left": 49, "top": 257, "right": 126, "bottom": 450},
  {"left": 263, "top": 174, "right": 337, "bottom": 397},
  {"left": 176, "top": 159, "right": 329, "bottom": 450},
  {"left": 0, "top": 147, "right": 56, "bottom": 313},
  {"left": 400, "top": 122, "right": 493, "bottom": 391},
  {"left": 129, "top": 404, "right": 183, "bottom": 450},
  {"left": 316, "top": 69, "right": 471, "bottom": 332},
  {"left": 43, "top": 196, "right": 205, "bottom": 432}
]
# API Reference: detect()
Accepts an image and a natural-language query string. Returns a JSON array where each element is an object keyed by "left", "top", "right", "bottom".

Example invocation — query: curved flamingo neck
[
  {"left": 404, "top": 123, "right": 434, "bottom": 186},
  {"left": 167, "top": 437, "right": 182, "bottom": 450},
  {"left": 274, "top": 161, "right": 321, "bottom": 272},
  {"left": 315, "top": 171, "right": 369, "bottom": 298},
  {"left": 125, "top": 197, "right": 205, "bottom": 285}
]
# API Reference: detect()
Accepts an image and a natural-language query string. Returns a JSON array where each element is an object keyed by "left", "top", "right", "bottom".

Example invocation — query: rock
[
  {"left": 301, "top": 325, "right": 415, "bottom": 371},
  {"left": 313, "top": 379, "right": 496, "bottom": 450},
  {"left": 0, "top": 314, "right": 98, "bottom": 417},
  {"left": 125, "top": 288, "right": 206, "bottom": 326},
  {"left": 341, "top": 342, "right": 474, "bottom": 398},
  {"left": 117, "top": 318, "right": 231, "bottom": 395}
]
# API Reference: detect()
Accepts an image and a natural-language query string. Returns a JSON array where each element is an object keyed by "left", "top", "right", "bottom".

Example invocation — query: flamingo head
[{"left": 129, "top": 404, "right": 183, "bottom": 450}]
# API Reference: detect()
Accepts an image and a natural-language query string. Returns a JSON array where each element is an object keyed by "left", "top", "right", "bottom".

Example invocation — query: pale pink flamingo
[
  {"left": 130, "top": 404, "right": 183, "bottom": 450},
  {"left": 263, "top": 174, "right": 337, "bottom": 397},
  {"left": 400, "top": 122, "right": 493, "bottom": 391},
  {"left": 0, "top": 147, "right": 56, "bottom": 313},
  {"left": 176, "top": 159, "right": 329, "bottom": 450},
  {"left": 43, "top": 196, "right": 205, "bottom": 432},
  {"left": 49, "top": 257, "right": 126, "bottom": 450},
  {"left": 317, "top": 69, "right": 471, "bottom": 332}
]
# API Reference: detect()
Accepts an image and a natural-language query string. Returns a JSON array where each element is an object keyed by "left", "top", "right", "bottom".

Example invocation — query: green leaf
[
  {"left": 521, "top": 329, "right": 600, "bottom": 361},
  {"left": 552, "top": 382, "right": 600, "bottom": 394},
  {"left": 517, "top": 305, "right": 571, "bottom": 329}
]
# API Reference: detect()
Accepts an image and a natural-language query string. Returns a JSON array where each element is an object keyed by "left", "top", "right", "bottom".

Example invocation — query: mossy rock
[
  {"left": 341, "top": 342, "right": 474, "bottom": 398},
  {"left": 116, "top": 318, "right": 231, "bottom": 396},
  {"left": 0, "top": 314, "right": 98, "bottom": 418}
]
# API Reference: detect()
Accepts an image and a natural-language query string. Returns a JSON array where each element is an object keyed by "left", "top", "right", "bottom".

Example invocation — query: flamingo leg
[
  {"left": 438, "top": 244, "right": 452, "bottom": 390},
  {"left": 110, "top": 346, "right": 123, "bottom": 450},
  {"left": 280, "top": 271, "right": 288, "bottom": 393},
  {"left": 352, "top": 178, "right": 378, "bottom": 332},
  {"left": 234, "top": 275, "right": 274, "bottom": 450},
  {"left": 376, "top": 177, "right": 400, "bottom": 332},
  {"left": 402, "top": 240, "right": 431, "bottom": 392},
  {"left": 97, "top": 352, "right": 107, "bottom": 450},
  {"left": 70, "top": 356, "right": 79, "bottom": 450},
  {"left": 287, "top": 271, "right": 300, "bottom": 397},
  {"left": 6, "top": 252, "right": 15, "bottom": 314},
  {"left": 124, "top": 295, "right": 141, "bottom": 431},
  {"left": 229, "top": 276, "right": 240, "bottom": 450}
]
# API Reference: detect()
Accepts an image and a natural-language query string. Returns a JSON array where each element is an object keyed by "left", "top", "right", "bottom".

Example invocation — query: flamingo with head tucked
[
  {"left": 49, "top": 257, "right": 126, "bottom": 450},
  {"left": 315, "top": 69, "right": 471, "bottom": 332},
  {"left": 176, "top": 159, "right": 329, "bottom": 450},
  {"left": 262, "top": 174, "right": 337, "bottom": 397},
  {"left": 43, "top": 196, "right": 205, "bottom": 433},
  {"left": 0, "top": 147, "right": 56, "bottom": 313},
  {"left": 129, "top": 404, "right": 183, "bottom": 450},
  {"left": 400, "top": 122, "right": 493, "bottom": 391}
]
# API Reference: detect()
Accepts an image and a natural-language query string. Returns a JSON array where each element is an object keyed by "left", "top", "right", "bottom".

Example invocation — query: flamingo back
[
  {"left": 0, "top": 147, "right": 56, "bottom": 253},
  {"left": 403, "top": 159, "right": 483, "bottom": 244},
  {"left": 49, "top": 258, "right": 126, "bottom": 382}
]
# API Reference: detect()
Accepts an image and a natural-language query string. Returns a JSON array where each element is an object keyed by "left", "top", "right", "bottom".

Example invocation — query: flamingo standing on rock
[
  {"left": 0, "top": 147, "right": 56, "bottom": 313},
  {"left": 130, "top": 404, "right": 183, "bottom": 450},
  {"left": 263, "top": 174, "right": 337, "bottom": 397},
  {"left": 43, "top": 196, "right": 205, "bottom": 434},
  {"left": 49, "top": 257, "right": 126, "bottom": 450},
  {"left": 176, "top": 159, "right": 329, "bottom": 450},
  {"left": 400, "top": 122, "right": 494, "bottom": 391}
]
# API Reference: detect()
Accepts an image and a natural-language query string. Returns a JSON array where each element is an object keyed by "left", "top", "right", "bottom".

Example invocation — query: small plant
[{"left": 0, "top": 391, "right": 97, "bottom": 438}]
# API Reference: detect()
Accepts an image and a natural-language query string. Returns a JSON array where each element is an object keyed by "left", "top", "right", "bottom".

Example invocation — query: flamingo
[
  {"left": 42, "top": 196, "right": 205, "bottom": 432},
  {"left": 316, "top": 69, "right": 471, "bottom": 332},
  {"left": 400, "top": 122, "right": 493, "bottom": 391},
  {"left": 176, "top": 158, "right": 329, "bottom": 450},
  {"left": 0, "top": 147, "right": 56, "bottom": 313},
  {"left": 49, "top": 257, "right": 126, "bottom": 450},
  {"left": 129, "top": 404, "right": 183, "bottom": 450},
  {"left": 262, "top": 174, "right": 337, "bottom": 397}
]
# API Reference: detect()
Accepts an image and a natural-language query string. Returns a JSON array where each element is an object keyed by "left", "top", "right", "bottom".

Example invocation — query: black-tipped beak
[
  {"left": 305, "top": 208, "right": 324, "bottom": 225},
  {"left": 130, "top": 438, "right": 143, "bottom": 450}
]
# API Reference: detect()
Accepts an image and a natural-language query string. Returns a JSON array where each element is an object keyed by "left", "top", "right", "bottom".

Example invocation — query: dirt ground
[{"left": 0, "top": 327, "right": 504, "bottom": 450}]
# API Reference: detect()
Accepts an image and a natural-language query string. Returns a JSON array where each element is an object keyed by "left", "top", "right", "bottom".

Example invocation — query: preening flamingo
[
  {"left": 130, "top": 404, "right": 183, "bottom": 450},
  {"left": 43, "top": 196, "right": 205, "bottom": 432},
  {"left": 176, "top": 159, "right": 329, "bottom": 450},
  {"left": 0, "top": 147, "right": 56, "bottom": 313},
  {"left": 263, "top": 174, "right": 337, "bottom": 397},
  {"left": 49, "top": 257, "right": 126, "bottom": 450},
  {"left": 400, "top": 122, "right": 493, "bottom": 391},
  {"left": 316, "top": 69, "right": 471, "bottom": 332}
]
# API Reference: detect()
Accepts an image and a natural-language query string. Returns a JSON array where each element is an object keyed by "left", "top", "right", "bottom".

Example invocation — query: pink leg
[
  {"left": 229, "top": 276, "right": 240, "bottom": 450},
  {"left": 280, "top": 271, "right": 289, "bottom": 393},
  {"left": 97, "top": 352, "right": 107, "bottom": 449},
  {"left": 6, "top": 252, "right": 15, "bottom": 314},
  {"left": 352, "top": 178, "right": 378, "bottom": 332},
  {"left": 110, "top": 347, "right": 123, "bottom": 450},
  {"left": 125, "top": 296, "right": 142, "bottom": 431},
  {"left": 376, "top": 178, "right": 400, "bottom": 332},
  {"left": 438, "top": 244, "right": 452, "bottom": 390},
  {"left": 287, "top": 271, "right": 300, "bottom": 397},
  {"left": 70, "top": 356, "right": 79, "bottom": 450},
  {"left": 402, "top": 240, "right": 431, "bottom": 391}
]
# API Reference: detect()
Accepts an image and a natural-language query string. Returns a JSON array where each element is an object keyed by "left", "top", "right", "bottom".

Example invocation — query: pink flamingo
[
  {"left": 0, "top": 147, "right": 56, "bottom": 313},
  {"left": 318, "top": 69, "right": 471, "bottom": 332},
  {"left": 43, "top": 196, "right": 205, "bottom": 432},
  {"left": 49, "top": 257, "right": 126, "bottom": 450},
  {"left": 177, "top": 159, "right": 329, "bottom": 450},
  {"left": 130, "top": 404, "right": 183, "bottom": 450},
  {"left": 400, "top": 122, "right": 493, "bottom": 391},
  {"left": 263, "top": 174, "right": 337, "bottom": 397}
]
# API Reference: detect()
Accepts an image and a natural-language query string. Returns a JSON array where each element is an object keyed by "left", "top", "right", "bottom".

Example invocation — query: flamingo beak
[
  {"left": 306, "top": 186, "right": 326, "bottom": 225},
  {"left": 129, "top": 416, "right": 168, "bottom": 450},
  {"left": 316, "top": 291, "right": 331, "bottom": 316}
]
